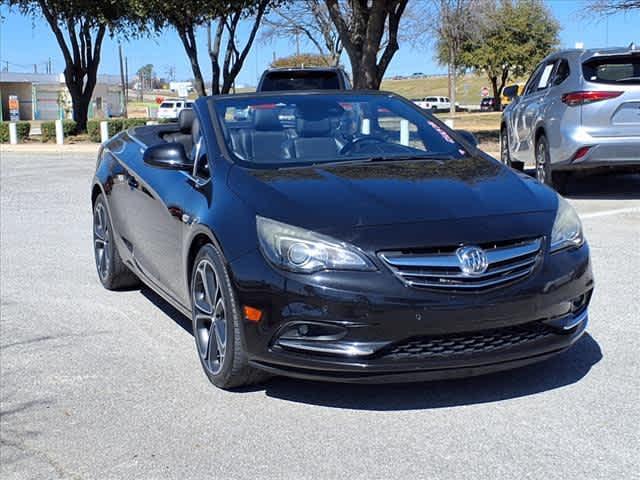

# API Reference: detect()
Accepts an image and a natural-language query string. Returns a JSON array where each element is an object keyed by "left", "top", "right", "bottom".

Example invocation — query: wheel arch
[
  {"left": 91, "top": 182, "right": 104, "bottom": 206},
  {"left": 534, "top": 125, "right": 547, "bottom": 146},
  {"left": 185, "top": 227, "right": 225, "bottom": 290}
]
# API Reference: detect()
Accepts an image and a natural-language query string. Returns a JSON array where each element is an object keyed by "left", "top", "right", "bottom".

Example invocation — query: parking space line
[{"left": 580, "top": 207, "right": 640, "bottom": 219}]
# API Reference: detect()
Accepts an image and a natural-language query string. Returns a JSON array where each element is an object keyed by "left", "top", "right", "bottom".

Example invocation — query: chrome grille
[{"left": 379, "top": 238, "right": 543, "bottom": 291}]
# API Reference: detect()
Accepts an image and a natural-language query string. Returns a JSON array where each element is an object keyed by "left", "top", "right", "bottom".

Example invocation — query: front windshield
[{"left": 211, "top": 93, "right": 468, "bottom": 169}]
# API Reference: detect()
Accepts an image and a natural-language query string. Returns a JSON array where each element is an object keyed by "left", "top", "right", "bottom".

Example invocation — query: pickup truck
[{"left": 413, "top": 96, "right": 451, "bottom": 112}]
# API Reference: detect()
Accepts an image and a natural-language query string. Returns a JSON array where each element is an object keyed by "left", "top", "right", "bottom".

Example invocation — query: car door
[
  {"left": 123, "top": 143, "right": 194, "bottom": 303},
  {"left": 511, "top": 60, "right": 556, "bottom": 163}
]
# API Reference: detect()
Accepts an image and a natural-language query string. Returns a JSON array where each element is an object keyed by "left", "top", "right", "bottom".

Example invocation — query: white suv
[
  {"left": 414, "top": 96, "right": 451, "bottom": 112},
  {"left": 157, "top": 100, "right": 194, "bottom": 120}
]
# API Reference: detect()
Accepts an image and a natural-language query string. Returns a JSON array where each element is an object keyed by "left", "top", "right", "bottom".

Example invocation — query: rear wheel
[
  {"left": 190, "top": 243, "right": 269, "bottom": 389},
  {"left": 535, "top": 134, "right": 569, "bottom": 193},
  {"left": 500, "top": 126, "right": 512, "bottom": 167},
  {"left": 93, "top": 194, "right": 139, "bottom": 290}
]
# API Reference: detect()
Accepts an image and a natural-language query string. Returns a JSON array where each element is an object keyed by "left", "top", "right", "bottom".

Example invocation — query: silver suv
[{"left": 501, "top": 45, "right": 640, "bottom": 191}]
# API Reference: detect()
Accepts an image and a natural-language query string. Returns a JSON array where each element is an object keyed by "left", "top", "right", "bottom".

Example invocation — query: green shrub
[
  {"left": 41, "top": 120, "right": 77, "bottom": 142},
  {"left": 0, "top": 121, "right": 31, "bottom": 143},
  {"left": 87, "top": 120, "right": 101, "bottom": 142}
]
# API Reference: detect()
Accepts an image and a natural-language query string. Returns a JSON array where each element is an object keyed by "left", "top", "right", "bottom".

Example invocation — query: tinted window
[
  {"left": 211, "top": 94, "right": 467, "bottom": 169},
  {"left": 160, "top": 102, "right": 174, "bottom": 108},
  {"left": 524, "top": 63, "right": 545, "bottom": 95},
  {"left": 260, "top": 71, "right": 340, "bottom": 91},
  {"left": 553, "top": 59, "right": 571, "bottom": 85},
  {"left": 583, "top": 56, "right": 640, "bottom": 84}
]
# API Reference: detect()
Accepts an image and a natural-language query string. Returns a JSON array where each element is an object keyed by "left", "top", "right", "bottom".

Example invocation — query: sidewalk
[{"left": 1, "top": 143, "right": 100, "bottom": 155}]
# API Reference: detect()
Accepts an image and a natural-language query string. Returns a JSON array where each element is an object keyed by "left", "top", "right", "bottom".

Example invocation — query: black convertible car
[{"left": 92, "top": 91, "right": 593, "bottom": 389}]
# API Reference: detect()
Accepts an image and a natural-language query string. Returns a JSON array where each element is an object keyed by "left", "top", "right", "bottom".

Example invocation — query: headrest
[
  {"left": 296, "top": 117, "right": 332, "bottom": 137},
  {"left": 253, "top": 109, "right": 282, "bottom": 131},
  {"left": 178, "top": 109, "right": 195, "bottom": 133}
]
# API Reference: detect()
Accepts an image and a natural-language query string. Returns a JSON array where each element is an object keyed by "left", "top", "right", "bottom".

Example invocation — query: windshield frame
[{"left": 207, "top": 90, "right": 476, "bottom": 170}]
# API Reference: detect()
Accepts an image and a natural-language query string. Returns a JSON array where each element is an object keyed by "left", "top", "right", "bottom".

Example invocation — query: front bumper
[{"left": 229, "top": 242, "right": 594, "bottom": 383}]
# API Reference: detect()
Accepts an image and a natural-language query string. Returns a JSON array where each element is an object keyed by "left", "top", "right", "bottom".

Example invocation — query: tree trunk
[
  {"left": 177, "top": 26, "right": 207, "bottom": 97},
  {"left": 489, "top": 75, "right": 500, "bottom": 111},
  {"left": 449, "top": 46, "right": 456, "bottom": 114},
  {"left": 72, "top": 96, "right": 90, "bottom": 131}
]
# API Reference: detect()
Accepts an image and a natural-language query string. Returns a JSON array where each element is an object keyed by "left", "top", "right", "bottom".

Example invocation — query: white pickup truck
[{"left": 413, "top": 96, "right": 451, "bottom": 112}]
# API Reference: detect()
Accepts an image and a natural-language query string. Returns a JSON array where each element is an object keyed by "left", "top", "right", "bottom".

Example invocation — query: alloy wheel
[
  {"left": 192, "top": 259, "right": 227, "bottom": 375},
  {"left": 93, "top": 203, "right": 111, "bottom": 280},
  {"left": 536, "top": 141, "right": 547, "bottom": 183}
]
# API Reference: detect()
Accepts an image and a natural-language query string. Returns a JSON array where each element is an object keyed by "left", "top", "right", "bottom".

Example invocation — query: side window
[
  {"left": 524, "top": 63, "right": 545, "bottom": 96},
  {"left": 192, "top": 127, "right": 210, "bottom": 180},
  {"left": 536, "top": 62, "right": 556, "bottom": 91},
  {"left": 553, "top": 59, "right": 571, "bottom": 86}
]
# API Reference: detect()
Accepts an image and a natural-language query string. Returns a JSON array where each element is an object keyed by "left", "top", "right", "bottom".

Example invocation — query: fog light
[{"left": 278, "top": 322, "right": 346, "bottom": 341}]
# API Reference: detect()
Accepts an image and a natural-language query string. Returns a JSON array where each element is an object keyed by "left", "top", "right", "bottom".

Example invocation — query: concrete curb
[{"left": 1, "top": 143, "right": 100, "bottom": 155}]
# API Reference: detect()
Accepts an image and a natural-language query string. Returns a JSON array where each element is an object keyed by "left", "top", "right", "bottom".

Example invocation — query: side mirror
[
  {"left": 456, "top": 129, "right": 478, "bottom": 147},
  {"left": 143, "top": 142, "right": 193, "bottom": 171}
]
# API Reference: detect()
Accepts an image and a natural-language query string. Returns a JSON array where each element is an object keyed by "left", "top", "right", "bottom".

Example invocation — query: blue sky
[{"left": 1, "top": 0, "right": 638, "bottom": 87}]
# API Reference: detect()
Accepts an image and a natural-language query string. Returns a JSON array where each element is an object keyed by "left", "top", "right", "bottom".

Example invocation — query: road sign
[
  {"left": 8, "top": 95, "right": 20, "bottom": 121},
  {"left": 481, "top": 87, "right": 490, "bottom": 98}
]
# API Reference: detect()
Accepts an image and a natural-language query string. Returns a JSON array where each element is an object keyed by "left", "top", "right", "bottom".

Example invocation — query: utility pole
[
  {"left": 125, "top": 57, "right": 129, "bottom": 117},
  {"left": 118, "top": 43, "right": 128, "bottom": 118}
]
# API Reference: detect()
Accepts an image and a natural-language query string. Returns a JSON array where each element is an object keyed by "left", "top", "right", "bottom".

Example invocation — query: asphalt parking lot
[{"left": 1, "top": 150, "right": 639, "bottom": 480}]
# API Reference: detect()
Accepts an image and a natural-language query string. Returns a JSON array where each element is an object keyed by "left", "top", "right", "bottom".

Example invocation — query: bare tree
[
  {"left": 324, "top": 0, "right": 410, "bottom": 89},
  {"left": 586, "top": 0, "right": 640, "bottom": 13},
  {"left": 262, "top": 0, "right": 343, "bottom": 66},
  {"left": 405, "top": 0, "right": 483, "bottom": 113}
]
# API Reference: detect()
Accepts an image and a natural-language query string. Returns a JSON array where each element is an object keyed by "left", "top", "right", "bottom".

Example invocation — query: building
[{"left": 0, "top": 71, "right": 124, "bottom": 121}]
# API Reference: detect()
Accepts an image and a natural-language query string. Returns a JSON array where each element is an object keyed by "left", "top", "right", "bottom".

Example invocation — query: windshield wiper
[
  {"left": 308, "top": 154, "right": 456, "bottom": 168},
  {"left": 614, "top": 76, "right": 640, "bottom": 83}
]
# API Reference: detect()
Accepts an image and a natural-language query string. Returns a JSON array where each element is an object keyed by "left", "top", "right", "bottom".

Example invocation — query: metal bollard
[
  {"left": 400, "top": 119, "right": 409, "bottom": 146},
  {"left": 55, "top": 119, "right": 64, "bottom": 145},
  {"left": 100, "top": 121, "right": 109, "bottom": 143},
  {"left": 8, "top": 122, "right": 18, "bottom": 145}
]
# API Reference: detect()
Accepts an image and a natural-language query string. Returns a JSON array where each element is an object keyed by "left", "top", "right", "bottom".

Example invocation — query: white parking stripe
[{"left": 580, "top": 207, "right": 640, "bottom": 219}]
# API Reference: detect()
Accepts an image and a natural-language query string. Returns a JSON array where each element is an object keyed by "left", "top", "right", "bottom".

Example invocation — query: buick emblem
[{"left": 456, "top": 246, "right": 489, "bottom": 276}]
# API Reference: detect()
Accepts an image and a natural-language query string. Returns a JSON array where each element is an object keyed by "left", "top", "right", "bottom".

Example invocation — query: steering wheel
[{"left": 339, "top": 136, "right": 387, "bottom": 155}]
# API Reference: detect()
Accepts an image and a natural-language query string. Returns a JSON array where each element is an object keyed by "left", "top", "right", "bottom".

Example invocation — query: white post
[
  {"left": 100, "top": 121, "right": 109, "bottom": 143},
  {"left": 55, "top": 119, "right": 64, "bottom": 145},
  {"left": 444, "top": 119, "right": 455, "bottom": 129},
  {"left": 400, "top": 119, "right": 409, "bottom": 146},
  {"left": 8, "top": 122, "right": 18, "bottom": 145},
  {"left": 361, "top": 118, "right": 371, "bottom": 135}
]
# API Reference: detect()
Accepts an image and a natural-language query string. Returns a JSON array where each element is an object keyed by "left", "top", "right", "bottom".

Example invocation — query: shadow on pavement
[
  {"left": 521, "top": 169, "right": 640, "bottom": 200},
  {"left": 259, "top": 334, "right": 602, "bottom": 410},
  {"left": 142, "top": 282, "right": 603, "bottom": 410}
]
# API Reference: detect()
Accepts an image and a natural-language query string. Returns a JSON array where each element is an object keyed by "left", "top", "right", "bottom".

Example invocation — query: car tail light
[{"left": 561, "top": 91, "right": 622, "bottom": 106}]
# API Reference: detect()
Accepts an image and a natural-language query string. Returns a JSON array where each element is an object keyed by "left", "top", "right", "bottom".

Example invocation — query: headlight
[
  {"left": 256, "top": 216, "right": 375, "bottom": 273},
  {"left": 550, "top": 195, "right": 584, "bottom": 253}
]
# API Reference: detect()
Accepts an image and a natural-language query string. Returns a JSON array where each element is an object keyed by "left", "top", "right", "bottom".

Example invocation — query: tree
[
  {"left": 324, "top": 0, "right": 410, "bottom": 89},
  {"left": 406, "top": 0, "right": 482, "bottom": 113},
  {"left": 136, "top": 63, "right": 155, "bottom": 90},
  {"left": 6, "top": 0, "right": 145, "bottom": 131},
  {"left": 148, "top": 0, "right": 275, "bottom": 96},
  {"left": 262, "top": 0, "right": 343, "bottom": 66},
  {"left": 459, "top": 0, "right": 559, "bottom": 109},
  {"left": 271, "top": 53, "right": 333, "bottom": 68},
  {"left": 587, "top": 0, "right": 640, "bottom": 13}
]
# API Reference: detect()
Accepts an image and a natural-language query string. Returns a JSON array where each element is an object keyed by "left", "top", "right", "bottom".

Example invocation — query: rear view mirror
[
  {"left": 143, "top": 143, "right": 193, "bottom": 171},
  {"left": 456, "top": 130, "right": 478, "bottom": 147}
]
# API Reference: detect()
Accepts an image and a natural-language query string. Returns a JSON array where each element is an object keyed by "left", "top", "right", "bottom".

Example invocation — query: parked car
[
  {"left": 480, "top": 97, "right": 496, "bottom": 111},
  {"left": 501, "top": 83, "right": 525, "bottom": 109},
  {"left": 501, "top": 45, "right": 640, "bottom": 191},
  {"left": 157, "top": 99, "right": 194, "bottom": 120},
  {"left": 414, "top": 96, "right": 451, "bottom": 112},
  {"left": 92, "top": 91, "right": 593, "bottom": 389},
  {"left": 257, "top": 67, "right": 352, "bottom": 91}
]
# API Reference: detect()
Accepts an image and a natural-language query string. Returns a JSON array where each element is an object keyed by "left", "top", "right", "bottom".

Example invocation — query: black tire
[
  {"left": 190, "top": 243, "right": 269, "bottom": 389},
  {"left": 93, "top": 194, "right": 140, "bottom": 290},
  {"left": 535, "top": 134, "right": 554, "bottom": 187},
  {"left": 500, "top": 126, "right": 512, "bottom": 167},
  {"left": 535, "top": 134, "right": 569, "bottom": 193}
]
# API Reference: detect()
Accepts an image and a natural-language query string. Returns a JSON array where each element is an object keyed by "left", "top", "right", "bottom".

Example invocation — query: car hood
[{"left": 228, "top": 155, "right": 557, "bottom": 233}]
